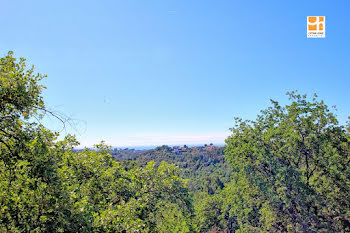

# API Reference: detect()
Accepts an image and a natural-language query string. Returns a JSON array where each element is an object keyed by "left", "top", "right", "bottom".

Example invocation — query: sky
[{"left": 1, "top": 0, "right": 349, "bottom": 147}]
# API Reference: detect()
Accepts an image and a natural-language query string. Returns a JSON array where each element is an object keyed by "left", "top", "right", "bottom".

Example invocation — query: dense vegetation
[
  {"left": 196, "top": 93, "right": 350, "bottom": 232},
  {"left": 112, "top": 145, "right": 230, "bottom": 193},
  {"left": 1, "top": 52, "right": 349, "bottom": 232}
]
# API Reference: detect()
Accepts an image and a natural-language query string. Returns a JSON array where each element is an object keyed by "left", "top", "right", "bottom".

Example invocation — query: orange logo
[{"left": 307, "top": 16, "right": 325, "bottom": 38}]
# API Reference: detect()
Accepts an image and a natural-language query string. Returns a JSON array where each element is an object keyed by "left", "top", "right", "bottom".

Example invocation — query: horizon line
[{"left": 74, "top": 142, "right": 227, "bottom": 150}]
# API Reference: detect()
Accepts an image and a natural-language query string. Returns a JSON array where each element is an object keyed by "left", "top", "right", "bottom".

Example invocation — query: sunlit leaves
[{"left": 224, "top": 91, "right": 350, "bottom": 232}]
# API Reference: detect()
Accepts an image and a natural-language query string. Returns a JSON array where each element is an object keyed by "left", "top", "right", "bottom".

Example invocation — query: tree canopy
[{"left": 222, "top": 92, "right": 350, "bottom": 232}]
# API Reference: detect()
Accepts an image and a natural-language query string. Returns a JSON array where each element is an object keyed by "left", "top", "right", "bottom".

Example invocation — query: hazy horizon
[{"left": 75, "top": 143, "right": 226, "bottom": 150}]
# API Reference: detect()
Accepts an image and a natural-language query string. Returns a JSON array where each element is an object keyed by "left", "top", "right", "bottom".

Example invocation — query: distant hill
[
  {"left": 112, "top": 144, "right": 231, "bottom": 193},
  {"left": 110, "top": 147, "right": 148, "bottom": 160}
]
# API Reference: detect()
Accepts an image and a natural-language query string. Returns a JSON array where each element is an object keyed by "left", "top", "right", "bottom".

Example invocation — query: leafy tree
[
  {"left": 224, "top": 91, "right": 350, "bottom": 232},
  {"left": 0, "top": 51, "right": 47, "bottom": 164},
  {"left": 194, "top": 192, "right": 226, "bottom": 232},
  {"left": 0, "top": 51, "right": 78, "bottom": 232}
]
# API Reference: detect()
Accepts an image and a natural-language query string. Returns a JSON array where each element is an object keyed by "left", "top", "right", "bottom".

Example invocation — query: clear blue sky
[{"left": 1, "top": 0, "right": 349, "bottom": 147}]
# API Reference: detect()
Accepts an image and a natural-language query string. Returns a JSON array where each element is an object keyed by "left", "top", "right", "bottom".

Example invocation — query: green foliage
[
  {"left": 155, "top": 202, "right": 191, "bottom": 233},
  {"left": 224, "top": 91, "right": 350, "bottom": 232},
  {"left": 133, "top": 145, "right": 231, "bottom": 193},
  {"left": 193, "top": 192, "right": 226, "bottom": 232},
  {"left": 0, "top": 51, "right": 47, "bottom": 167}
]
